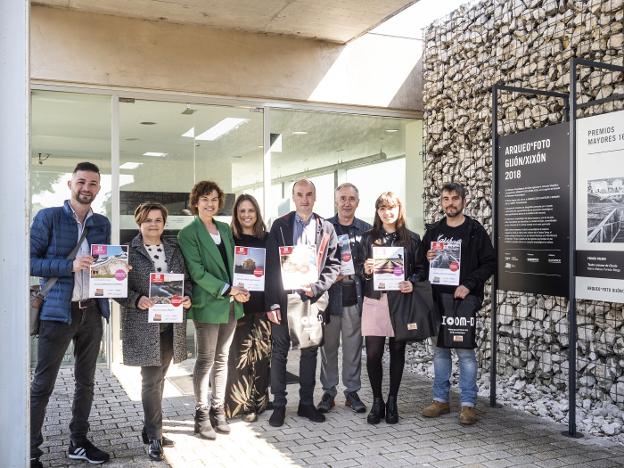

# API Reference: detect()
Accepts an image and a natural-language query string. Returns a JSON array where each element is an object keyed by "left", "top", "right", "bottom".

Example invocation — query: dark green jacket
[{"left": 178, "top": 217, "right": 244, "bottom": 324}]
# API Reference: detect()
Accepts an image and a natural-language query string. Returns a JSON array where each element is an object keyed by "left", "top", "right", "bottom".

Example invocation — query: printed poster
[
  {"left": 497, "top": 123, "right": 569, "bottom": 296},
  {"left": 576, "top": 109, "right": 624, "bottom": 303},
  {"left": 373, "top": 246, "right": 404, "bottom": 291},
  {"left": 280, "top": 244, "right": 318, "bottom": 290},
  {"left": 338, "top": 234, "right": 355, "bottom": 275},
  {"left": 233, "top": 246, "right": 266, "bottom": 291},
  {"left": 429, "top": 240, "right": 461, "bottom": 286},
  {"left": 88, "top": 244, "right": 129, "bottom": 298},
  {"left": 148, "top": 273, "right": 185, "bottom": 323}
]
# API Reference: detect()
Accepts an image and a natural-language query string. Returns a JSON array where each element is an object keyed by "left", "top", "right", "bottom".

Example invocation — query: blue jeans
[{"left": 432, "top": 344, "right": 478, "bottom": 407}]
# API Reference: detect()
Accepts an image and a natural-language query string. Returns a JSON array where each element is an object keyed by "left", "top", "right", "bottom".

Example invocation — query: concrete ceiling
[{"left": 32, "top": 0, "right": 418, "bottom": 43}]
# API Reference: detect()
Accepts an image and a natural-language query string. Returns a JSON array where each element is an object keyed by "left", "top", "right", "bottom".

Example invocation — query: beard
[{"left": 74, "top": 192, "right": 94, "bottom": 205}]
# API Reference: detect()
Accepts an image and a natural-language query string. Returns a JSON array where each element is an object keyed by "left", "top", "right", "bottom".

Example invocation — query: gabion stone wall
[{"left": 420, "top": 0, "right": 624, "bottom": 437}]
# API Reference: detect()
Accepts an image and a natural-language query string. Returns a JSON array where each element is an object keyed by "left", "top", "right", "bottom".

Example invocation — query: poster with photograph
[
  {"left": 576, "top": 109, "right": 624, "bottom": 303},
  {"left": 148, "top": 273, "right": 185, "bottom": 323},
  {"left": 279, "top": 244, "right": 318, "bottom": 290},
  {"left": 233, "top": 246, "right": 266, "bottom": 291},
  {"left": 373, "top": 246, "right": 404, "bottom": 291},
  {"left": 88, "top": 244, "right": 129, "bottom": 298},
  {"left": 429, "top": 240, "right": 461, "bottom": 286},
  {"left": 337, "top": 234, "right": 355, "bottom": 275}
]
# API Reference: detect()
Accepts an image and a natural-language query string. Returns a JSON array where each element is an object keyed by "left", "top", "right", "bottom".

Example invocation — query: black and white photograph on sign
[
  {"left": 496, "top": 122, "right": 569, "bottom": 297},
  {"left": 587, "top": 177, "right": 624, "bottom": 244},
  {"left": 576, "top": 109, "right": 624, "bottom": 303}
]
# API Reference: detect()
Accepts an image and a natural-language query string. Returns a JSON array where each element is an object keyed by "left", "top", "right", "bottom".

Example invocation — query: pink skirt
[{"left": 361, "top": 294, "right": 394, "bottom": 337}]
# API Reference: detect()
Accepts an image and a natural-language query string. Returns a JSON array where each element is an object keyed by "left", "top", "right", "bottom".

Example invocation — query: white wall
[{"left": 0, "top": 0, "right": 30, "bottom": 466}]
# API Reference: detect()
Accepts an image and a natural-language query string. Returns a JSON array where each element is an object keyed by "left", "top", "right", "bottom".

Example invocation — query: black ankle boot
[
  {"left": 367, "top": 397, "right": 385, "bottom": 424},
  {"left": 194, "top": 406, "right": 216, "bottom": 440},
  {"left": 385, "top": 395, "right": 399, "bottom": 424},
  {"left": 210, "top": 405, "right": 231, "bottom": 434}
]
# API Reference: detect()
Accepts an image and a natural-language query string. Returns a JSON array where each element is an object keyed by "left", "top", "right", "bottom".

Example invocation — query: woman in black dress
[{"left": 224, "top": 194, "right": 271, "bottom": 422}]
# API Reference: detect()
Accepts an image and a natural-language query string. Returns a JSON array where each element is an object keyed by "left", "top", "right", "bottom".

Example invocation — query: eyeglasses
[{"left": 142, "top": 218, "right": 164, "bottom": 224}]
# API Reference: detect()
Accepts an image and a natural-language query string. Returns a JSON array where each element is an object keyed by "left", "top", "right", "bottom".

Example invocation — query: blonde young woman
[{"left": 178, "top": 181, "right": 249, "bottom": 440}]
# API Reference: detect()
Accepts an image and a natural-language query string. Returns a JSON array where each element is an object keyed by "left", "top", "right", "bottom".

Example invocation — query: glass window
[
  {"left": 119, "top": 99, "right": 264, "bottom": 358},
  {"left": 269, "top": 108, "right": 415, "bottom": 224},
  {"left": 30, "top": 90, "right": 112, "bottom": 367}
]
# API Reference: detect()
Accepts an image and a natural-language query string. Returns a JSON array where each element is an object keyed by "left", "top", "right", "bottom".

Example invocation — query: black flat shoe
[
  {"left": 297, "top": 403, "right": 325, "bottom": 422},
  {"left": 142, "top": 429, "right": 175, "bottom": 447},
  {"left": 147, "top": 439, "right": 163, "bottom": 461},
  {"left": 268, "top": 406, "right": 286, "bottom": 427}
]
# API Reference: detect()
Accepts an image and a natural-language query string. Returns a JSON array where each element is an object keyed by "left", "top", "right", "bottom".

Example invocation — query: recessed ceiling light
[
  {"left": 143, "top": 152, "right": 167, "bottom": 157},
  {"left": 181, "top": 106, "right": 196, "bottom": 115},
  {"left": 231, "top": 155, "right": 242, "bottom": 159},
  {"left": 385, "top": 129, "right": 399, "bottom": 133},
  {"left": 292, "top": 131, "right": 308, "bottom": 135},
  {"left": 124, "top": 137, "right": 140, "bottom": 141},
  {"left": 140, "top": 121, "right": 157, "bottom": 125},
  {"left": 120, "top": 162, "right": 142, "bottom": 170},
  {"left": 257, "top": 145, "right": 263, "bottom": 149},
  {"left": 195, "top": 118, "right": 249, "bottom": 141}
]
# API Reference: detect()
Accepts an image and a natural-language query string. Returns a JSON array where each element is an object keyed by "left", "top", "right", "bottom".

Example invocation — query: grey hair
[{"left": 335, "top": 182, "right": 359, "bottom": 198}]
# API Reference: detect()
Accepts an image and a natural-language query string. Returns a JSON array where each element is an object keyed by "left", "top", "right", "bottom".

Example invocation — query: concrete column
[
  {"left": 405, "top": 120, "right": 424, "bottom": 233},
  {"left": 0, "top": 0, "right": 30, "bottom": 466}
]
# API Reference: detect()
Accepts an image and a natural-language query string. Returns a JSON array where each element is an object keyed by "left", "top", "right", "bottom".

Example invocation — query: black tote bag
[
  {"left": 436, "top": 293, "right": 481, "bottom": 349},
  {"left": 389, "top": 281, "right": 436, "bottom": 342}
]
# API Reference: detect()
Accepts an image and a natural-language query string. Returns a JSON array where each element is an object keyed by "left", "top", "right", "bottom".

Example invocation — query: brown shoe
[
  {"left": 459, "top": 406, "right": 477, "bottom": 425},
  {"left": 422, "top": 401, "right": 450, "bottom": 418}
]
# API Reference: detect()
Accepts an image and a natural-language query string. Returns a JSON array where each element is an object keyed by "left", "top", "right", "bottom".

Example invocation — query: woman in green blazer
[{"left": 178, "top": 181, "right": 249, "bottom": 440}]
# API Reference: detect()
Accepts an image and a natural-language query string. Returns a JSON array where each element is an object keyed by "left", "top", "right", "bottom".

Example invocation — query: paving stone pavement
[{"left": 36, "top": 350, "right": 624, "bottom": 468}]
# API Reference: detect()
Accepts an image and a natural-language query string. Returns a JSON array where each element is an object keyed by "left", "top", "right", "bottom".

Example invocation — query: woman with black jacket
[
  {"left": 224, "top": 194, "right": 271, "bottom": 422},
  {"left": 361, "top": 192, "right": 421, "bottom": 424},
  {"left": 116, "top": 202, "right": 192, "bottom": 461}
]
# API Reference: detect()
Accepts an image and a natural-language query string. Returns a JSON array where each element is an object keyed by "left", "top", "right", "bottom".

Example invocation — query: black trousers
[
  {"left": 270, "top": 318, "right": 318, "bottom": 407},
  {"left": 30, "top": 302, "right": 103, "bottom": 459},
  {"left": 141, "top": 327, "right": 174, "bottom": 440}
]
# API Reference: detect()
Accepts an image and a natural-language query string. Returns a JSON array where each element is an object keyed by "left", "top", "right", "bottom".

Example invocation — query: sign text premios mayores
[
  {"left": 586, "top": 125, "right": 624, "bottom": 144},
  {"left": 503, "top": 138, "right": 550, "bottom": 181}
]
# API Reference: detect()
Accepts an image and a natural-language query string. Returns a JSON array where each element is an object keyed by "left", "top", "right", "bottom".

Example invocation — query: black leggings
[{"left": 365, "top": 336, "right": 406, "bottom": 399}]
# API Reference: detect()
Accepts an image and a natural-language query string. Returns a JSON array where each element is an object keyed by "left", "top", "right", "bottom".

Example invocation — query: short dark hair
[
  {"left": 188, "top": 180, "right": 225, "bottom": 215},
  {"left": 134, "top": 202, "right": 168, "bottom": 226},
  {"left": 441, "top": 182, "right": 467, "bottom": 199},
  {"left": 73, "top": 162, "right": 100, "bottom": 175},
  {"left": 231, "top": 194, "right": 267, "bottom": 239}
]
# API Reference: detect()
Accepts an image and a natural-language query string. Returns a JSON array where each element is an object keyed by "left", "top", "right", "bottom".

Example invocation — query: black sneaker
[
  {"left": 316, "top": 393, "right": 335, "bottom": 413},
  {"left": 68, "top": 439, "right": 110, "bottom": 464},
  {"left": 345, "top": 392, "right": 367, "bottom": 413}
]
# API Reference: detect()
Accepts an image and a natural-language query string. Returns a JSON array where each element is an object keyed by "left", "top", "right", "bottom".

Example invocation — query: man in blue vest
[
  {"left": 30, "top": 162, "right": 111, "bottom": 467},
  {"left": 317, "top": 183, "right": 371, "bottom": 414}
]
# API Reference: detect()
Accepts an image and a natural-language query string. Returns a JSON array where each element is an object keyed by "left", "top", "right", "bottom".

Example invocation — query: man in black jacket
[
  {"left": 418, "top": 182, "right": 495, "bottom": 426},
  {"left": 265, "top": 179, "right": 340, "bottom": 427}
]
